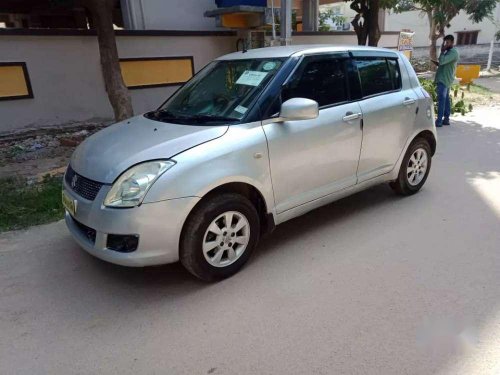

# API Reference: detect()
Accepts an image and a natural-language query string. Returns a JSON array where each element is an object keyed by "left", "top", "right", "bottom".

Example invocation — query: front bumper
[{"left": 63, "top": 179, "right": 200, "bottom": 267}]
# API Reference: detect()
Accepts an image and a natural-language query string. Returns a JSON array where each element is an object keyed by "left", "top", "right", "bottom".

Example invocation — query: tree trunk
[
  {"left": 86, "top": 0, "right": 133, "bottom": 121},
  {"left": 350, "top": 0, "right": 369, "bottom": 45},
  {"left": 351, "top": 14, "right": 367, "bottom": 45},
  {"left": 429, "top": 35, "right": 439, "bottom": 71},
  {"left": 367, "top": 0, "right": 380, "bottom": 47},
  {"left": 427, "top": 10, "right": 444, "bottom": 72},
  {"left": 427, "top": 11, "right": 437, "bottom": 71}
]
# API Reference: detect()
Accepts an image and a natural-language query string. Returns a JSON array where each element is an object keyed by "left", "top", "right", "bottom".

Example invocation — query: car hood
[{"left": 70, "top": 115, "right": 228, "bottom": 183}]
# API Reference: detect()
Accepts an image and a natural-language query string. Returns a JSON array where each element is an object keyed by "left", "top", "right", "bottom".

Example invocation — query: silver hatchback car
[{"left": 63, "top": 45, "right": 436, "bottom": 281}]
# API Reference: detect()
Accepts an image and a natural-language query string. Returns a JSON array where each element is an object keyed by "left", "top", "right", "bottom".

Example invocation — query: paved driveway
[
  {"left": 1, "top": 108, "right": 500, "bottom": 375},
  {"left": 475, "top": 76, "right": 500, "bottom": 93}
]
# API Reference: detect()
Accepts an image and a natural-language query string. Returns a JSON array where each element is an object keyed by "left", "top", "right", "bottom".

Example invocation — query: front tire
[
  {"left": 390, "top": 138, "right": 432, "bottom": 196},
  {"left": 180, "top": 193, "right": 260, "bottom": 281}
]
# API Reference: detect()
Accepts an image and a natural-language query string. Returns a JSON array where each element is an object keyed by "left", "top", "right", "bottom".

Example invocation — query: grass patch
[
  {"left": 0, "top": 175, "right": 64, "bottom": 232},
  {"left": 469, "top": 83, "right": 493, "bottom": 95}
]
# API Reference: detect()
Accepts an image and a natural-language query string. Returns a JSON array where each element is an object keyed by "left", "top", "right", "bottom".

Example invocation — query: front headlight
[{"left": 104, "top": 160, "right": 175, "bottom": 207}]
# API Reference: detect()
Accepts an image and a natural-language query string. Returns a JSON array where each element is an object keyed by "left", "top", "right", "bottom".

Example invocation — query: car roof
[{"left": 216, "top": 44, "right": 401, "bottom": 60}]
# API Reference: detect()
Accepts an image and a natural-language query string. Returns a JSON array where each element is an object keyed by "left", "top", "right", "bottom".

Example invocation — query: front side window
[
  {"left": 282, "top": 55, "right": 348, "bottom": 107},
  {"left": 355, "top": 57, "right": 399, "bottom": 97},
  {"left": 148, "top": 58, "right": 284, "bottom": 125}
]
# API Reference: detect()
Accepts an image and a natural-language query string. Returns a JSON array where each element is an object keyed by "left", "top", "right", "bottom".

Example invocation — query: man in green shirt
[{"left": 432, "top": 34, "right": 459, "bottom": 127}]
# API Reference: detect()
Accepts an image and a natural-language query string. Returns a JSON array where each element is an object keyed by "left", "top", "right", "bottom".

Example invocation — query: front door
[{"left": 263, "top": 54, "right": 363, "bottom": 214}]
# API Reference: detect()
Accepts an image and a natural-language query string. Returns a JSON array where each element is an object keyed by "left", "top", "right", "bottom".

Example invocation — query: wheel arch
[
  {"left": 414, "top": 130, "right": 436, "bottom": 156},
  {"left": 181, "top": 181, "right": 276, "bottom": 247}
]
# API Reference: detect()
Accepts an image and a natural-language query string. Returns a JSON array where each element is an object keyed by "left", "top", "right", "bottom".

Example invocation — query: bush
[{"left": 418, "top": 78, "right": 473, "bottom": 115}]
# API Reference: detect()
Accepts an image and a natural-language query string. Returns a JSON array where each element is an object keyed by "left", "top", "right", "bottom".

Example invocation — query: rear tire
[
  {"left": 180, "top": 193, "right": 260, "bottom": 281},
  {"left": 390, "top": 138, "right": 432, "bottom": 196}
]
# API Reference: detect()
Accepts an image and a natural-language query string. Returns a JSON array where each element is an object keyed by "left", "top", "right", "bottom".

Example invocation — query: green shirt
[{"left": 434, "top": 47, "right": 459, "bottom": 88}]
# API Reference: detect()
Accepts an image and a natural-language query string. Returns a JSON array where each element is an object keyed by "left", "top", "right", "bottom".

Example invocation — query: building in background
[
  {"left": 384, "top": 6, "right": 500, "bottom": 47},
  {"left": 7, "top": 0, "right": 494, "bottom": 132},
  {"left": 0, "top": 0, "right": 401, "bottom": 132}
]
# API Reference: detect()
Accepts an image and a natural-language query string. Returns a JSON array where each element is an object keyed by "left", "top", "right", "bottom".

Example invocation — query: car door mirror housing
[{"left": 280, "top": 98, "right": 319, "bottom": 121}]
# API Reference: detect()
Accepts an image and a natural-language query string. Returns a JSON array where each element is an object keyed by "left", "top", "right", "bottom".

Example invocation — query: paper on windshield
[
  {"left": 236, "top": 71, "right": 268, "bottom": 87},
  {"left": 234, "top": 105, "right": 248, "bottom": 114}
]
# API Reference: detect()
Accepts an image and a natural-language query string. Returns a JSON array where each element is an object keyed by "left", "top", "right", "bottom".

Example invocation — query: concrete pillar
[
  {"left": 120, "top": 0, "right": 134, "bottom": 29},
  {"left": 301, "top": 0, "right": 318, "bottom": 32},
  {"left": 302, "top": 0, "right": 312, "bottom": 31},
  {"left": 312, "top": 0, "right": 319, "bottom": 31},
  {"left": 120, "top": 0, "right": 145, "bottom": 30},
  {"left": 280, "top": 0, "right": 292, "bottom": 45}
]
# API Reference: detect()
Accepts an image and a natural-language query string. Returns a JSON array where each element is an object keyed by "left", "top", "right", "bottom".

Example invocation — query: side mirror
[{"left": 280, "top": 98, "right": 319, "bottom": 121}]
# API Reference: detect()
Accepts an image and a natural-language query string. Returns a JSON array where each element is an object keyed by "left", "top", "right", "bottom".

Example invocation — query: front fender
[{"left": 144, "top": 122, "right": 275, "bottom": 213}]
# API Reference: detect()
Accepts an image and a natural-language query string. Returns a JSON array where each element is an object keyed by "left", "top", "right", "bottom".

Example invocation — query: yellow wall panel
[
  {"left": 120, "top": 57, "right": 194, "bottom": 89},
  {"left": 0, "top": 64, "right": 31, "bottom": 99}
]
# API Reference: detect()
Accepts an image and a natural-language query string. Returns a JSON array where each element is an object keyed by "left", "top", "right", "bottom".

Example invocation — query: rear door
[{"left": 353, "top": 53, "right": 418, "bottom": 182}]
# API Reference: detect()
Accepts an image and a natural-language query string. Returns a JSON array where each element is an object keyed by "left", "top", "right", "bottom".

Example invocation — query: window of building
[
  {"left": 355, "top": 58, "right": 399, "bottom": 97},
  {"left": 456, "top": 31, "right": 479, "bottom": 45},
  {"left": 282, "top": 56, "right": 348, "bottom": 107}
]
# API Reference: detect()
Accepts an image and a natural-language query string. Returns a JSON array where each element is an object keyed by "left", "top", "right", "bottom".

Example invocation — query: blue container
[{"left": 215, "top": 0, "right": 267, "bottom": 7}]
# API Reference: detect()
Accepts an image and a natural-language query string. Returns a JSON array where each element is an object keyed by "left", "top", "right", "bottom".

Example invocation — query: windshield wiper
[
  {"left": 189, "top": 114, "right": 240, "bottom": 123},
  {"left": 146, "top": 110, "right": 189, "bottom": 123},
  {"left": 145, "top": 111, "right": 240, "bottom": 124}
]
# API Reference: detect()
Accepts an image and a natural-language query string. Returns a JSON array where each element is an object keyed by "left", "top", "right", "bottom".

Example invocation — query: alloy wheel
[
  {"left": 202, "top": 211, "right": 250, "bottom": 268},
  {"left": 407, "top": 147, "right": 428, "bottom": 186}
]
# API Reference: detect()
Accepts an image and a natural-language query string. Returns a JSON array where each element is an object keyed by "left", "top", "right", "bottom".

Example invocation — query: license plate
[{"left": 62, "top": 190, "right": 77, "bottom": 216}]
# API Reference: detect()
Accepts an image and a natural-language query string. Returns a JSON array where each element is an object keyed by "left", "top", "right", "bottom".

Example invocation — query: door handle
[
  {"left": 403, "top": 97, "right": 416, "bottom": 106},
  {"left": 342, "top": 112, "right": 362, "bottom": 122}
]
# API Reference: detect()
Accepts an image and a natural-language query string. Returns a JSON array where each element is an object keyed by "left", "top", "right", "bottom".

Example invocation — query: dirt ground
[
  {"left": 0, "top": 122, "right": 107, "bottom": 182},
  {"left": 1, "top": 105, "right": 500, "bottom": 375}
]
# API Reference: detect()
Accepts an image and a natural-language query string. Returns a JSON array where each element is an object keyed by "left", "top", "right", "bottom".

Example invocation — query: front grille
[
  {"left": 73, "top": 218, "right": 96, "bottom": 244},
  {"left": 65, "top": 165, "right": 104, "bottom": 201}
]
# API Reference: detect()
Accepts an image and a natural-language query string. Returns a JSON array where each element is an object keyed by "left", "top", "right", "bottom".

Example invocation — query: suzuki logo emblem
[{"left": 71, "top": 174, "right": 78, "bottom": 189}]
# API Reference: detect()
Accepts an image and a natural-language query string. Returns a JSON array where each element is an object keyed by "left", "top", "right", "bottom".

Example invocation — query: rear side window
[
  {"left": 282, "top": 56, "right": 348, "bottom": 107},
  {"left": 355, "top": 57, "right": 400, "bottom": 97},
  {"left": 387, "top": 58, "right": 402, "bottom": 90}
]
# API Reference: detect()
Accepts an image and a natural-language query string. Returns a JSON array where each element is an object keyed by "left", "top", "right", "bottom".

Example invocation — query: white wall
[
  {"left": 0, "top": 30, "right": 397, "bottom": 133},
  {"left": 0, "top": 33, "right": 236, "bottom": 133},
  {"left": 122, "top": 0, "right": 220, "bottom": 31},
  {"left": 385, "top": 5, "right": 500, "bottom": 47},
  {"left": 292, "top": 32, "right": 399, "bottom": 48}
]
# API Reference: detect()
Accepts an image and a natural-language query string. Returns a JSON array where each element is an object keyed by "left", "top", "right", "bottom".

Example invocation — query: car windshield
[{"left": 146, "top": 58, "right": 285, "bottom": 125}]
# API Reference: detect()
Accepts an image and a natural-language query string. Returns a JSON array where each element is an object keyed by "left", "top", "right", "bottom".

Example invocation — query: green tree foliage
[
  {"left": 392, "top": 0, "right": 498, "bottom": 66},
  {"left": 319, "top": 9, "right": 347, "bottom": 31}
]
